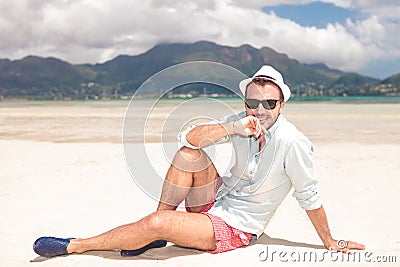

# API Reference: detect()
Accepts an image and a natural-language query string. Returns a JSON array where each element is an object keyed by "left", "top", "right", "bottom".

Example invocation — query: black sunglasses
[{"left": 245, "top": 98, "right": 281, "bottom": 110}]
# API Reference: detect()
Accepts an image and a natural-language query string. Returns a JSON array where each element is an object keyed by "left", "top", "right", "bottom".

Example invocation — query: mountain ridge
[{"left": 0, "top": 41, "right": 398, "bottom": 99}]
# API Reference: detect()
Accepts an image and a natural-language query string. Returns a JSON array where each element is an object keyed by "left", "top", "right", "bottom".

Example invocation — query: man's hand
[
  {"left": 306, "top": 206, "right": 366, "bottom": 254},
  {"left": 232, "top": 116, "right": 267, "bottom": 139},
  {"left": 325, "top": 239, "right": 366, "bottom": 254}
]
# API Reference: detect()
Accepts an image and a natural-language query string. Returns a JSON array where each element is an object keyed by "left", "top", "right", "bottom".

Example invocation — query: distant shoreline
[{"left": 1, "top": 95, "right": 400, "bottom": 104}]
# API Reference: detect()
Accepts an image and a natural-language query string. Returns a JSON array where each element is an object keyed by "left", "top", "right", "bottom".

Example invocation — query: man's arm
[
  {"left": 186, "top": 122, "right": 235, "bottom": 148},
  {"left": 306, "top": 205, "right": 366, "bottom": 253},
  {"left": 186, "top": 116, "right": 266, "bottom": 148},
  {"left": 284, "top": 137, "right": 365, "bottom": 253}
]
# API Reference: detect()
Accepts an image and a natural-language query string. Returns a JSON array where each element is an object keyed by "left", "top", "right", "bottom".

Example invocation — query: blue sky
[
  {"left": 262, "top": 2, "right": 362, "bottom": 28},
  {"left": 260, "top": 1, "right": 399, "bottom": 79},
  {"left": 0, "top": 0, "right": 399, "bottom": 79}
]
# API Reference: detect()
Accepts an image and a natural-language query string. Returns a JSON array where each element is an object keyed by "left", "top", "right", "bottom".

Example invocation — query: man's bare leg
[
  {"left": 63, "top": 147, "right": 219, "bottom": 254},
  {"left": 157, "top": 146, "right": 220, "bottom": 212},
  {"left": 67, "top": 210, "right": 216, "bottom": 253}
]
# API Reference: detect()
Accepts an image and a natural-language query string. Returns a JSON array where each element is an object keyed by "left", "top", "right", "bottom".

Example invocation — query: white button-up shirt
[{"left": 178, "top": 112, "right": 322, "bottom": 237}]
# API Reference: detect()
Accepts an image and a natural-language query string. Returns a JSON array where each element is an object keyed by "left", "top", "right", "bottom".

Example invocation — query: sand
[{"left": 0, "top": 100, "right": 399, "bottom": 266}]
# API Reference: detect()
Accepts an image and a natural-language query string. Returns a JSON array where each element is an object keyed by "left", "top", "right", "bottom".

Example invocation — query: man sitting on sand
[{"left": 33, "top": 65, "right": 365, "bottom": 257}]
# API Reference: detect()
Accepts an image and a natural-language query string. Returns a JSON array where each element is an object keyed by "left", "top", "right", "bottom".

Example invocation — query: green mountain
[
  {"left": 329, "top": 72, "right": 380, "bottom": 96},
  {"left": 382, "top": 73, "right": 400, "bottom": 85},
  {"left": 369, "top": 73, "right": 400, "bottom": 96},
  {"left": 85, "top": 41, "right": 345, "bottom": 96},
  {"left": 0, "top": 41, "right": 398, "bottom": 99},
  {"left": 0, "top": 56, "right": 87, "bottom": 97}
]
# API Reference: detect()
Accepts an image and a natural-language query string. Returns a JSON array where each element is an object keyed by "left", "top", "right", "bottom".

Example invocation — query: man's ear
[{"left": 279, "top": 101, "right": 285, "bottom": 112}]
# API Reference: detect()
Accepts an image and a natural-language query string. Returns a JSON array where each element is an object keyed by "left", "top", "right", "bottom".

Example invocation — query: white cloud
[{"left": 0, "top": 0, "right": 398, "bottom": 77}]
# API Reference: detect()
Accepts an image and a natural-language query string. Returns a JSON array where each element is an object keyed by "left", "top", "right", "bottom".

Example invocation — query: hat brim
[{"left": 239, "top": 77, "right": 290, "bottom": 102}]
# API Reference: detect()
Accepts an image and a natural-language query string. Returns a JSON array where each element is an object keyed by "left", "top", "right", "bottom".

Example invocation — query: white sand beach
[{"left": 0, "top": 99, "right": 399, "bottom": 266}]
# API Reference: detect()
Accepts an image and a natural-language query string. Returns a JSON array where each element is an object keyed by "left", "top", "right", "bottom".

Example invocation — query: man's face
[{"left": 245, "top": 81, "right": 285, "bottom": 130}]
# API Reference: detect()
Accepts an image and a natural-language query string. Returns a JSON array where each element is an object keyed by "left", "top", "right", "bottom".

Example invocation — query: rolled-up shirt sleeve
[
  {"left": 284, "top": 136, "right": 322, "bottom": 210},
  {"left": 177, "top": 124, "right": 202, "bottom": 149}
]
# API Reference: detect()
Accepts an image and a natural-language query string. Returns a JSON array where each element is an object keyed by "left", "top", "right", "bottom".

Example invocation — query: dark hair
[{"left": 245, "top": 80, "right": 284, "bottom": 101}]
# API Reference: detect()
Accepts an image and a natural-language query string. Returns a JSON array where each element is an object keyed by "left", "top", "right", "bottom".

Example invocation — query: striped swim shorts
[{"left": 185, "top": 180, "right": 255, "bottom": 254}]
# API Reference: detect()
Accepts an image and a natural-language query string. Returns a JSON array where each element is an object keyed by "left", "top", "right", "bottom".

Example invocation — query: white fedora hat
[{"left": 239, "top": 65, "right": 291, "bottom": 101}]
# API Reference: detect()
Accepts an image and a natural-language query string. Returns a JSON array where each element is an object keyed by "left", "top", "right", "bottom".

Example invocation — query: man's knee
[
  {"left": 173, "top": 147, "right": 211, "bottom": 172},
  {"left": 177, "top": 146, "right": 203, "bottom": 162},
  {"left": 145, "top": 211, "right": 170, "bottom": 234}
]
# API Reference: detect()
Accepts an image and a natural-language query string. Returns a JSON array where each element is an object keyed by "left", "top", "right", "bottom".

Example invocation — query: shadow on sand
[{"left": 30, "top": 234, "right": 324, "bottom": 262}]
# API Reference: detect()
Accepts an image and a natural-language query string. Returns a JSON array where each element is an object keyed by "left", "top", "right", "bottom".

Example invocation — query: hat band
[{"left": 254, "top": 75, "right": 276, "bottom": 81}]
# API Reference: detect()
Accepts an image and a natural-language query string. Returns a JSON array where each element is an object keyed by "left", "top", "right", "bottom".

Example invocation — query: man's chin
[
  {"left": 260, "top": 121, "right": 273, "bottom": 130},
  {"left": 260, "top": 118, "right": 276, "bottom": 130}
]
